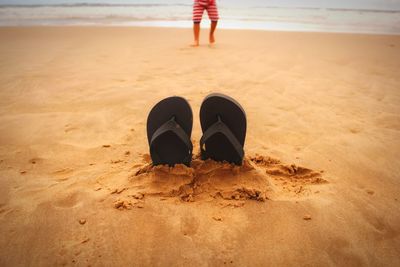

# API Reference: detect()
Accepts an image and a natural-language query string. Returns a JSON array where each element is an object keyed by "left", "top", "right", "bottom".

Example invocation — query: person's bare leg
[
  {"left": 191, "top": 23, "right": 200, "bottom": 47},
  {"left": 209, "top": 21, "right": 217, "bottom": 44}
]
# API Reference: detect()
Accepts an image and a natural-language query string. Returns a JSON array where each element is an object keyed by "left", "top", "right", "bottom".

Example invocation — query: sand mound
[
  {"left": 249, "top": 155, "right": 327, "bottom": 198},
  {"left": 130, "top": 156, "right": 269, "bottom": 202},
  {"left": 106, "top": 153, "right": 327, "bottom": 210}
]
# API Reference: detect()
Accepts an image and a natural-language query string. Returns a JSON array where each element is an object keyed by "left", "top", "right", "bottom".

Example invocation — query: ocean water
[{"left": 0, "top": 0, "right": 399, "bottom": 34}]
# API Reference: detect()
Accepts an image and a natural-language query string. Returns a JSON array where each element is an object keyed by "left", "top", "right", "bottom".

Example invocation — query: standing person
[{"left": 192, "top": 0, "right": 219, "bottom": 46}]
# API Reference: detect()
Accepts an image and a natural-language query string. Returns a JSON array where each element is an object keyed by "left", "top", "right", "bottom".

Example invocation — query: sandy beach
[{"left": 0, "top": 26, "right": 399, "bottom": 266}]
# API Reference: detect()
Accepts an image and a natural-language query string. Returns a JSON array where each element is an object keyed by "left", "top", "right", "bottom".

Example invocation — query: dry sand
[{"left": 0, "top": 26, "right": 400, "bottom": 266}]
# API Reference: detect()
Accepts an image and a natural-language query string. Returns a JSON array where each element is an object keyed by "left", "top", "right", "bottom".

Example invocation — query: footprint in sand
[
  {"left": 326, "top": 237, "right": 364, "bottom": 266},
  {"left": 180, "top": 214, "right": 200, "bottom": 237},
  {"left": 359, "top": 207, "right": 398, "bottom": 240},
  {"left": 52, "top": 191, "right": 82, "bottom": 208}
]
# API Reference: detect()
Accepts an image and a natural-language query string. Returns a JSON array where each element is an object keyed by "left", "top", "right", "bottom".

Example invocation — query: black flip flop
[
  {"left": 200, "top": 93, "right": 247, "bottom": 165},
  {"left": 147, "top": 96, "right": 193, "bottom": 166}
]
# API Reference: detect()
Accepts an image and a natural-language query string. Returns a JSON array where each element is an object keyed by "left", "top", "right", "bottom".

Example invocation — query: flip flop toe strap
[
  {"left": 150, "top": 117, "right": 193, "bottom": 165},
  {"left": 200, "top": 118, "right": 244, "bottom": 161}
]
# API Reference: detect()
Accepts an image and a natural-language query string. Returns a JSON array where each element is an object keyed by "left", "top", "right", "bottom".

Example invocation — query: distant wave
[
  {"left": 326, "top": 8, "right": 400, "bottom": 13},
  {"left": 0, "top": 3, "right": 399, "bottom": 13},
  {"left": 0, "top": 3, "right": 191, "bottom": 8},
  {"left": 251, "top": 6, "right": 400, "bottom": 13}
]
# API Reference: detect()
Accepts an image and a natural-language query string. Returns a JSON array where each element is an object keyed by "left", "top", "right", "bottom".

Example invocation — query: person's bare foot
[
  {"left": 209, "top": 34, "right": 215, "bottom": 44},
  {"left": 190, "top": 41, "right": 200, "bottom": 47}
]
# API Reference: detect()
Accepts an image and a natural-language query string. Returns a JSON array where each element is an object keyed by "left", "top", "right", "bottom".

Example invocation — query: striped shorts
[{"left": 193, "top": 0, "right": 219, "bottom": 23}]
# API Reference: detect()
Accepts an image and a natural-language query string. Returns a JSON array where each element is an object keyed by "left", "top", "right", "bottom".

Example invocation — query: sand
[{"left": 0, "top": 26, "right": 399, "bottom": 266}]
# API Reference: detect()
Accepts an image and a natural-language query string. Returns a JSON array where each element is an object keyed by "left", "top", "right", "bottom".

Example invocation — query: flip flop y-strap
[
  {"left": 150, "top": 117, "right": 193, "bottom": 165},
  {"left": 200, "top": 116, "right": 244, "bottom": 161}
]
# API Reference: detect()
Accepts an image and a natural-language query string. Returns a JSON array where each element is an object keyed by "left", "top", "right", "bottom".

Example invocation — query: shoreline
[
  {"left": 0, "top": 25, "right": 399, "bottom": 37},
  {"left": 2, "top": 2, "right": 399, "bottom": 35}
]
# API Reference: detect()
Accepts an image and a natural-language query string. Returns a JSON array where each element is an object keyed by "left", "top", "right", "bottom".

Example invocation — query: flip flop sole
[
  {"left": 200, "top": 93, "right": 246, "bottom": 164},
  {"left": 147, "top": 96, "right": 193, "bottom": 166}
]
